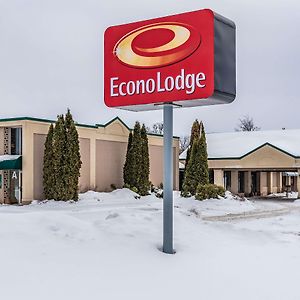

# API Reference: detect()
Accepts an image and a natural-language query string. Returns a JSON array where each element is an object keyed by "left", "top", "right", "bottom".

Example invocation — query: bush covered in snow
[{"left": 195, "top": 184, "right": 225, "bottom": 200}]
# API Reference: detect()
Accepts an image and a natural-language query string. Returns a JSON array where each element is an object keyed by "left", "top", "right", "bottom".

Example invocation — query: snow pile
[
  {"left": 294, "top": 199, "right": 300, "bottom": 206},
  {"left": 0, "top": 154, "right": 21, "bottom": 162},
  {"left": 79, "top": 188, "right": 140, "bottom": 201},
  {"left": 173, "top": 191, "right": 256, "bottom": 218}
]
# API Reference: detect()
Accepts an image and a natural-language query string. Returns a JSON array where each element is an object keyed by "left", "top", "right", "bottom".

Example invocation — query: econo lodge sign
[{"left": 104, "top": 9, "right": 236, "bottom": 111}]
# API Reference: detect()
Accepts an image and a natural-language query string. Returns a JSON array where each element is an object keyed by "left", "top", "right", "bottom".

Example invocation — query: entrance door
[
  {"left": 251, "top": 172, "right": 260, "bottom": 196},
  {"left": 9, "top": 170, "right": 21, "bottom": 204}
]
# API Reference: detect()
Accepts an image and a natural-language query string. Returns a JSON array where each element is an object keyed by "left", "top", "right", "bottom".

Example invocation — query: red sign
[{"left": 104, "top": 9, "right": 236, "bottom": 111}]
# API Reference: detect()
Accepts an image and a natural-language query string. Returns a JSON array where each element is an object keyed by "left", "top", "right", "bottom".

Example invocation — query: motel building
[
  {"left": 0, "top": 117, "right": 179, "bottom": 205},
  {"left": 180, "top": 129, "right": 300, "bottom": 197}
]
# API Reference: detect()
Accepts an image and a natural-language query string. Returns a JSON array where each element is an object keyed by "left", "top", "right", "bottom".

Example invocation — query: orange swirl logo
[{"left": 114, "top": 22, "right": 201, "bottom": 68}]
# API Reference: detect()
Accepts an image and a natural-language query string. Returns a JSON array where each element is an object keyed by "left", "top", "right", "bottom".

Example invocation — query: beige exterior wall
[
  {"left": 209, "top": 145, "right": 299, "bottom": 170},
  {"left": 95, "top": 140, "right": 127, "bottom": 191},
  {"left": 231, "top": 171, "right": 239, "bottom": 194},
  {"left": 33, "top": 134, "right": 46, "bottom": 200},
  {"left": 278, "top": 172, "right": 283, "bottom": 193},
  {"left": 0, "top": 117, "right": 179, "bottom": 203},
  {"left": 79, "top": 138, "right": 90, "bottom": 192},
  {"left": 244, "top": 171, "right": 251, "bottom": 195},
  {"left": 149, "top": 145, "right": 163, "bottom": 187},
  {"left": 260, "top": 172, "right": 268, "bottom": 196},
  {"left": 213, "top": 169, "right": 224, "bottom": 187}
]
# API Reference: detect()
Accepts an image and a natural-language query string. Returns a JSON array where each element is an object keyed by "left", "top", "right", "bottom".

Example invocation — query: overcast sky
[{"left": 1, "top": 0, "right": 299, "bottom": 135}]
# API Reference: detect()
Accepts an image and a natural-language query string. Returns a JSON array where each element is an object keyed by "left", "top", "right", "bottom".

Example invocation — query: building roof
[
  {"left": 0, "top": 116, "right": 179, "bottom": 139},
  {"left": 179, "top": 129, "right": 300, "bottom": 160}
]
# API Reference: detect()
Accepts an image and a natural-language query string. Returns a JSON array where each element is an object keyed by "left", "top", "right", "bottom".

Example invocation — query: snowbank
[{"left": 0, "top": 189, "right": 299, "bottom": 300}]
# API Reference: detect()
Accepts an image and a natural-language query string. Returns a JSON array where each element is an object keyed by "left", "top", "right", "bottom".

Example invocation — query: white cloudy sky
[{"left": 0, "top": 0, "right": 299, "bottom": 135}]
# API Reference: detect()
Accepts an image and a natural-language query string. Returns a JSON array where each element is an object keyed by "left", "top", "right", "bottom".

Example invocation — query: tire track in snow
[{"left": 202, "top": 205, "right": 300, "bottom": 222}]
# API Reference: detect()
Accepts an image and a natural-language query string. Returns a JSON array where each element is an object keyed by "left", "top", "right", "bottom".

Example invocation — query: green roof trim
[
  {"left": 0, "top": 156, "right": 22, "bottom": 170},
  {"left": 147, "top": 132, "right": 180, "bottom": 139},
  {"left": 96, "top": 116, "right": 131, "bottom": 131},
  {"left": 0, "top": 117, "right": 98, "bottom": 128},
  {"left": 208, "top": 142, "right": 300, "bottom": 161},
  {"left": 0, "top": 117, "right": 55, "bottom": 124},
  {"left": 0, "top": 116, "right": 179, "bottom": 139}
]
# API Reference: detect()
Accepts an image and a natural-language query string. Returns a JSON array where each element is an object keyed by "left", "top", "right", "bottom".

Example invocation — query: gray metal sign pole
[{"left": 163, "top": 103, "right": 174, "bottom": 254}]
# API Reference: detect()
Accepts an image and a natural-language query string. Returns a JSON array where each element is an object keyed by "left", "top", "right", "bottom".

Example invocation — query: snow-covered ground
[
  {"left": 268, "top": 191, "right": 299, "bottom": 199},
  {"left": 0, "top": 189, "right": 300, "bottom": 300}
]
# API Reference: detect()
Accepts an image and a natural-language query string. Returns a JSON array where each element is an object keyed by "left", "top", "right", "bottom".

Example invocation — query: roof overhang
[{"left": 0, "top": 155, "right": 22, "bottom": 170}]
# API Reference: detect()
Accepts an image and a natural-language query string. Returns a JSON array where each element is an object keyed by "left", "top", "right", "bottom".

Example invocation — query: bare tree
[
  {"left": 235, "top": 115, "right": 260, "bottom": 131},
  {"left": 179, "top": 135, "right": 190, "bottom": 154},
  {"left": 148, "top": 122, "right": 164, "bottom": 135}
]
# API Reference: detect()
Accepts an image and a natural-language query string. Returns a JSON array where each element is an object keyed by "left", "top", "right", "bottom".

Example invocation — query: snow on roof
[
  {"left": 0, "top": 155, "right": 21, "bottom": 162},
  {"left": 179, "top": 162, "right": 185, "bottom": 169},
  {"left": 179, "top": 129, "right": 300, "bottom": 160}
]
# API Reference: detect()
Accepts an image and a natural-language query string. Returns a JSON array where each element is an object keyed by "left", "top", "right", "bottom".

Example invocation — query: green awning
[{"left": 0, "top": 155, "right": 22, "bottom": 170}]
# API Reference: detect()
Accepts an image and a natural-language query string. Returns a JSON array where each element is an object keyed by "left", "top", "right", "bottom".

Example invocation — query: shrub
[
  {"left": 130, "top": 186, "right": 139, "bottom": 194},
  {"left": 180, "top": 190, "right": 191, "bottom": 198},
  {"left": 155, "top": 190, "right": 163, "bottom": 198},
  {"left": 124, "top": 183, "right": 131, "bottom": 189},
  {"left": 123, "top": 184, "right": 139, "bottom": 195},
  {"left": 150, "top": 184, "right": 164, "bottom": 198},
  {"left": 110, "top": 184, "right": 117, "bottom": 191},
  {"left": 149, "top": 182, "right": 155, "bottom": 193},
  {"left": 195, "top": 184, "right": 225, "bottom": 201}
]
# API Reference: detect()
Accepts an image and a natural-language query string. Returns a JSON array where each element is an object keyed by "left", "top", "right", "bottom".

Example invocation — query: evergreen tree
[
  {"left": 123, "top": 131, "right": 134, "bottom": 187},
  {"left": 65, "top": 109, "right": 82, "bottom": 200},
  {"left": 181, "top": 139, "right": 202, "bottom": 196},
  {"left": 139, "top": 124, "right": 150, "bottom": 195},
  {"left": 43, "top": 111, "right": 82, "bottom": 201},
  {"left": 185, "top": 119, "right": 201, "bottom": 173},
  {"left": 52, "top": 114, "right": 67, "bottom": 200},
  {"left": 43, "top": 123, "right": 55, "bottom": 199},
  {"left": 198, "top": 124, "right": 209, "bottom": 186},
  {"left": 181, "top": 122, "right": 209, "bottom": 197},
  {"left": 131, "top": 121, "right": 142, "bottom": 190}
]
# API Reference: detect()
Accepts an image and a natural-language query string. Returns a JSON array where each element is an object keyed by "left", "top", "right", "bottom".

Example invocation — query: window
[
  {"left": 0, "top": 174, "right": 2, "bottom": 189},
  {"left": 11, "top": 128, "right": 22, "bottom": 155}
]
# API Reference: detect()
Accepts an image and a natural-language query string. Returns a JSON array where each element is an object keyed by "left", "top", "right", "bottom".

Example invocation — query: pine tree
[
  {"left": 65, "top": 109, "right": 82, "bottom": 200},
  {"left": 185, "top": 119, "right": 201, "bottom": 173},
  {"left": 131, "top": 121, "right": 142, "bottom": 190},
  {"left": 198, "top": 124, "right": 209, "bottom": 186},
  {"left": 123, "top": 131, "right": 134, "bottom": 187},
  {"left": 43, "top": 123, "right": 55, "bottom": 199},
  {"left": 52, "top": 114, "right": 67, "bottom": 200},
  {"left": 181, "top": 122, "right": 209, "bottom": 197},
  {"left": 181, "top": 139, "right": 202, "bottom": 196},
  {"left": 139, "top": 124, "right": 150, "bottom": 195}
]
